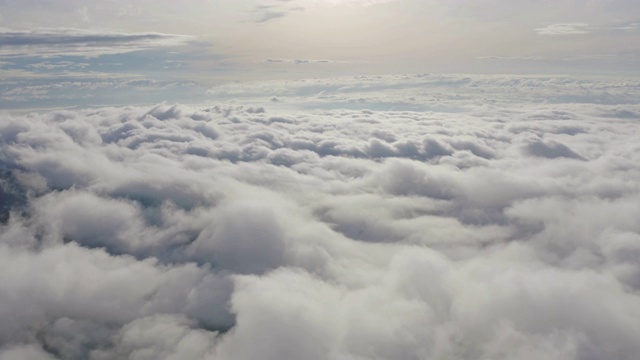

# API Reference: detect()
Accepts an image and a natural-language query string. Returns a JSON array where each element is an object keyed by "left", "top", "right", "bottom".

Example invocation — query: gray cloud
[
  {"left": 250, "top": 0, "right": 398, "bottom": 23},
  {"left": 0, "top": 28, "right": 193, "bottom": 58},
  {"left": 250, "top": 2, "right": 305, "bottom": 23},
  {"left": 523, "top": 139, "right": 586, "bottom": 160},
  {"left": 535, "top": 20, "right": 640, "bottom": 36},
  {"left": 1, "top": 74, "right": 640, "bottom": 358},
  {"left": 254, "top": 10, "right": 288, "bottom": 23}
]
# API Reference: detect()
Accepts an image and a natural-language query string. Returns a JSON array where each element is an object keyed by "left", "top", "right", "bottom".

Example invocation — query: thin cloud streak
[
  {"left": 0, "top": 28, "right": 193, "bottom": 58},
  {"left": 535, "top": 23, "right": 591, "bottom": 35}
]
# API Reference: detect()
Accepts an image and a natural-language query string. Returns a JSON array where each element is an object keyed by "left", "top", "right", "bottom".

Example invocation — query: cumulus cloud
[{"left": 1, "top": 74, "right": 640, "bottom": 358}]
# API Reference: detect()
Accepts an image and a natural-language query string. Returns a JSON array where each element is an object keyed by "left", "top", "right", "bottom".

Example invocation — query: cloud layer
[
  {"left": 0, "top": 27, "right": 205, "bottom": 109},
  {"left": 1, "top": 74, "right": 640, "bottom": 359}
]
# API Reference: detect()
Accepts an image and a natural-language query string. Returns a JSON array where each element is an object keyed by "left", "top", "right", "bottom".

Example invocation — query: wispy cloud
[
  {"left": 0, "top": 27, "right": 204, "bottom": 108},
  {"left": 535, "top": 21, "right": 640, "bottom": 36},
  {"left": 254, "top": 10, "right": 289, "bottom": 23},
  {"left": 535, "top": 23, "right": 591, "bottom": 35},
  {"left": 264, "top": 58, "right": 333, "bottom": 64},
  {"left": 250, "top": 0, "right": 399, "bottom": 22},
  {"left": 0, "top": 28, "right": 193, "bottom": 58}
]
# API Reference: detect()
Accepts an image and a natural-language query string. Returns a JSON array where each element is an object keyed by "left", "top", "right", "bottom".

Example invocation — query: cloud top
[{"left": 1, "top": 74, "right": 640, "bottom": 359}]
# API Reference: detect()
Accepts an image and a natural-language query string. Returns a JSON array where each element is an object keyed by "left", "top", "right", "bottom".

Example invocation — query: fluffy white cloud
[{"left": 1, "top": 74, "right": 640, "bottom": 358}]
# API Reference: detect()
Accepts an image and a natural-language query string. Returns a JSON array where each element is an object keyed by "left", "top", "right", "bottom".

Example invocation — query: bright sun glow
[{"left": 306, "top": 0, "right": 399, "bottom": 7}]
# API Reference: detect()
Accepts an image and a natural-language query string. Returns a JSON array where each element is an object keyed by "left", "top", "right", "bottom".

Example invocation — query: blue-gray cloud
[{"left": 0, "top": 28, "right": 193, "bottom": 57}]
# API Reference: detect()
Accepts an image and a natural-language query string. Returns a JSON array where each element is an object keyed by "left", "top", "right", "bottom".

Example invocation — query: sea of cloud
[{"left": 1, "top": 73, "right": 640, "bottom": 359}]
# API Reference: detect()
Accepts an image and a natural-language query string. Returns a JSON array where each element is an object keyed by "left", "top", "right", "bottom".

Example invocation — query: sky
[
  {"left": 1, "top": 0, "right": 640, "bottom": 108},
  {"left": 2, "top": 2, "right": 640, "bottom": 359}
]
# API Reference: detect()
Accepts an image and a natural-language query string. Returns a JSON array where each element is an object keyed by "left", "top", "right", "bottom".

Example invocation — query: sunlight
[{"left": 306, "top": 0, "right": 398, "bottom": 7}]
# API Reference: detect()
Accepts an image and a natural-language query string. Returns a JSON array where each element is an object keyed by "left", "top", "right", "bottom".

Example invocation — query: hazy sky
[{"left": 1, "top": 0, "right": 639, "bottom": 107}]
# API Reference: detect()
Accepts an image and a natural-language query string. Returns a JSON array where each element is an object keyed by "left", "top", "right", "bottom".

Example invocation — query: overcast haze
[{"left": 1, "top": 1, "right": 640, "bottom": 360}]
